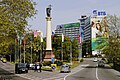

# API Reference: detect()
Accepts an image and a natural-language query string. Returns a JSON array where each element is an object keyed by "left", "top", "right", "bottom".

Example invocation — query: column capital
[{"left": 46, "top": 17, "right": 52, "bottom": 21}]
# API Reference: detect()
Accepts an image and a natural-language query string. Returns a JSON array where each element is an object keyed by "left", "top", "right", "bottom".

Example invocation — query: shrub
[
  {"left": 54, "top": 61, "right": 63, "bottom": 66},
  {"left": 80, "top": 58, "right": 84, "bottom": 62},
  {"left": 43, "top": 61, "right": 52, "bottom": 66}
]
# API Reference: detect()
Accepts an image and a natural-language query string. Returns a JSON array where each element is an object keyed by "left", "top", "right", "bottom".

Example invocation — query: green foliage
[
  {"left": 52, "top": 35, "right": 79, "bottom": 61},
  {"left": 72, "top": 38, "right": 79, "bottom": 60},
  {"left": 80, "top": 58, "right": 84, "bottom": 62},
  {"left": 0, "top": 0, "right": 36, "bottom": 59},
  {"left": 102, "top": 14, "right": 120, "bottom": 70},
  {"left": 43, "top": 61, "right": 52, "bottom": 66},
  {"left": 54, "top": 61, "right": 63, "bottom": 66}
]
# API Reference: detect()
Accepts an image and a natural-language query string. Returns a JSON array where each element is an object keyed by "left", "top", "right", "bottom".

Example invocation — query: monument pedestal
[{"left": 44, "top": 50, "right": 55, "bottom": 61}]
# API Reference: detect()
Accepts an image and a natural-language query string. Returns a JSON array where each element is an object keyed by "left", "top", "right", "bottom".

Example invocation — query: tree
[
  {"left": 0, "top": 0, "right": 36, "bottom": 57},
  {"left": 72, "top": 38, "right": 79, "bottom": 61},
  {"left": 102, "top": 14, "right": 120, "bottom": 70}
]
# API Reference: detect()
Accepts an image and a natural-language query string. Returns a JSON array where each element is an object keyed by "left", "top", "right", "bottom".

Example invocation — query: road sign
[{"left": 51, "top": 57, "right": 54, "bottom": 63}]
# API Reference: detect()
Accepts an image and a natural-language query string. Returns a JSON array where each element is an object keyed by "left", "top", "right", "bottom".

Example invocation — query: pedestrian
[
  {"left": 35, "top": 63, "right": 37, "bottom": 72},
  {"left": 39, "top": 63, "right": 42, "bottom": 72}
]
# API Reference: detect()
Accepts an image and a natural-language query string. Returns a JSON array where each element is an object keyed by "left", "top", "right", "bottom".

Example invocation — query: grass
[
  {"left": 41, "top": 61, "right": 81, "bottom": 71},
  {"left": 70, "top": 61, "right": 81, "bottom": 69}
]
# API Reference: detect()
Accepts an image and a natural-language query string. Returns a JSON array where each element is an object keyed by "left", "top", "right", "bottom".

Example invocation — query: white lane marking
[
  {"left": 64, "top": 64, "right": 89, "bottom": 80},
  {"left": 96, "top": 65, "right": 100, "bottom": 80},
  {"left": 42, "top": 76, "right": 64, "bottom": 80}
]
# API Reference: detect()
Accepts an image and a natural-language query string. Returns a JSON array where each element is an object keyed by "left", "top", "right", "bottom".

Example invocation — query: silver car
[{"left": 60, "top": 64, "right": 71, "bottom": 73}]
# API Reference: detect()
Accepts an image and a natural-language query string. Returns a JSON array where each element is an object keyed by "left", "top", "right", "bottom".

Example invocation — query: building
[
  {"left": 55, "top": 22, "right": 80, "bottom": 41},
  {"left": 79, "top": 15, "right": 92, "bottom": 57}
]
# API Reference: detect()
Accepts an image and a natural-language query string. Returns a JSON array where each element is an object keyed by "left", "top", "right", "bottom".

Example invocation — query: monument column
[
  {"left": 46, "top": 17, "right": 52, "bottom": 50},
  {"left": 44, "top": 5, "right": 55, "bottom": 61}
]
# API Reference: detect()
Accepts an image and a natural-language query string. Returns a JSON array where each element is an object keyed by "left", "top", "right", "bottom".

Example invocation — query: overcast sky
[{"left": 28, "top": 0, "right": 120, "bottom": 36}]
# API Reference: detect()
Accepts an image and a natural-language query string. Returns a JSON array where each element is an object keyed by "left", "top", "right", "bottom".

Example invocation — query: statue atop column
[{"left": 46, "top": 5, "right": 52, "bottom": 17}]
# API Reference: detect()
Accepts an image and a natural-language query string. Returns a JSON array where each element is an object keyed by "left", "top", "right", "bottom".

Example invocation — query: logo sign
[{"left": 93, "top": 10, "right": 106, "bottom": 16}]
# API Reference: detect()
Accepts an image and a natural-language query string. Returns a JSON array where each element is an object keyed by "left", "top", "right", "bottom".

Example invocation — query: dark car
[
  {"left": 98, "top": 60, "right": 105, "bottom": 67},
  {"left": 15, "top": 63, "right": 28, "bottom": 74},
  {"left": 60, "top": 64, "right": 71, "bottom": 73}
]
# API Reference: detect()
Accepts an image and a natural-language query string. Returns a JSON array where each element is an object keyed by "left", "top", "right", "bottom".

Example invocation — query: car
[
  {"left": 60, "top": 64, "right": 71, "bottom": 73},
  {"left": 28, "top": 63, "right": 35, "bottom": 70},
  {"left": 98, "top": 60, "right": 105, "bottom": 67},
  {"left": 93, "top": 58, "right": 98, "bottom": 62},
  {"left": 15, "top": 63, "right": 28, "bottom": 74},
  {"left": 32, "top": 64, "right": 40, "bottom": 70}
]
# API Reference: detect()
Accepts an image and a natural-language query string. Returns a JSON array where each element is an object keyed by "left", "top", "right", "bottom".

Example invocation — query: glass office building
[{"left": 55, "top": 22, "right": 80, "bottom": 41}]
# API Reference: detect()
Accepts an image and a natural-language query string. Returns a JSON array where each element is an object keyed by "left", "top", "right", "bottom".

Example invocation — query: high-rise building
[
  {"left": 55, "top": 22, "right": 80, "bottom": 41},
  {"left": 79, "top": 15, "right": 92, "bottom": 57}
]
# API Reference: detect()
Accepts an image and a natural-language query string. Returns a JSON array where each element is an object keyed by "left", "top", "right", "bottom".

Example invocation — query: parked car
[
  {"left": 32, "top": 64, "right": 40, "bottom": 70},
  {"left": 28, "top": 63, "right": 35, "bottom": 70},
  {"left": 60, "top": 64, "right": 71, "bottom": 73},
  {"left": 15, "top": 63, "right": 28, "bottom": 74},
  {"left": 98, "top": 60, "right": 105, "bottom": 67}
]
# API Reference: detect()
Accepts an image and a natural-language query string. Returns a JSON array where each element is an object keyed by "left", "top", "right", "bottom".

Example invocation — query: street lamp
[{"left": 70, "top": 36, "right": 73, "bottom": 65}]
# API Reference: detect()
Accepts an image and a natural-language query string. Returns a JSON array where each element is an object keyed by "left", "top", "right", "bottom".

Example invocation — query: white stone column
[{"left": 46, "top": 17, "right": 52, "bottom": 50}]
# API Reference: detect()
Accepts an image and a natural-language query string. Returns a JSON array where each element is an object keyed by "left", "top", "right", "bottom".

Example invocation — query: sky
[{"left": 28, "top": 0, "right": 120, "bottom": 36}]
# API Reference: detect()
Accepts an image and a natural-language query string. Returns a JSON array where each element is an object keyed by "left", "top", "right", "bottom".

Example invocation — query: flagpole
[
  {"left": 15, "top": 38, "right": 16, "bottom": 63},
  {"left": 24, "top": 37, "right": 26, "bottom": 63},
  {"left": 61, "top": 33, "right": 64, "bottom": 61}
]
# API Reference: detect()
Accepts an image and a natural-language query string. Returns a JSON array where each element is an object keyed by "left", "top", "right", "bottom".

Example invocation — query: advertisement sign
[
  {"left": 64, "top": 22, "right": 80, "bottom": 28},
  {"left": 91, "top": 17, "right": 108, "bottom": 55}
]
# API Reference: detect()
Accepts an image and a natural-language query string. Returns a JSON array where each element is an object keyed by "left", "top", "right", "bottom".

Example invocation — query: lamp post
[{"left": 70, "top": 36, "right": 73, "bottom": 65}]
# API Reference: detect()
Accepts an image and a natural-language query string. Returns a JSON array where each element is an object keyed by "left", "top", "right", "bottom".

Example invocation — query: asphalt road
[
  {"left": 0, "top": 61, "right": 29, "bottom": 80},
  {"left": 65, "top": 60, "right": 120, "bottom": 80},
  {"left": 0, "top": 67, "right": 28, "bottom": 80}
]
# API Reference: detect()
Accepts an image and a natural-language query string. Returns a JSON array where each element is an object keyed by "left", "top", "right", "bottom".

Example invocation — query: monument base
[{"left": 44, "top": 50, "right": 56, "bottom": 61}]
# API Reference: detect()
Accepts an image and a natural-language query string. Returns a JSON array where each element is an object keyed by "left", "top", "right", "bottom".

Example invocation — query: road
[
  {"left": 0, "top": 59, "right": 120, "bottom": 80},
  {"left": 65, "top": 59, "right": 120, "bottom": 80},
  {"left": 0, "top": 61, "right": 28, "bottom": 80}
]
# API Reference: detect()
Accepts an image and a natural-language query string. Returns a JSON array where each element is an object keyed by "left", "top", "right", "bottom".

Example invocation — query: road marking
[
  {"left": 96, "top": 65, "right": 100, "bottom": 80},
  {"left": 64, "top": 64, "right": 89, "bottom": 80},
  {"left": 42, "top": 76, "right": 64, "bottom": 80}
]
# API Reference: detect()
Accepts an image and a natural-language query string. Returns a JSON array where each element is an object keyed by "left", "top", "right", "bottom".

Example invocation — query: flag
[
  {"left": 62, "top": 33, "right": 64, "bottom": 42},
  {"left": 78, "top": 35, "right": 81, "bottom": 44},
  {"left": 24, "top": 37, "right": 26, "bottom": 45},
  {"left": 41, "top": 33, "right": 43, "bottom": 42},
  {"left": 34, "top": 31, "right": 37, "bottom": 38},
  {"left": 52, "top": 31, "right": 54, "bottom": 38}
]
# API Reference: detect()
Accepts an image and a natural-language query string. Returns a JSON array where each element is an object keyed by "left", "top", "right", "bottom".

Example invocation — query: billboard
[
  {"left": 91, "top": 17, "right": 108, "bottom": 55},
  {"left": 64, "top": 22, "right": 80, "bottom": 28}
]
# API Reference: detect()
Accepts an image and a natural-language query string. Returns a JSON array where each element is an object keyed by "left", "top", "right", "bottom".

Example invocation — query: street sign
[{"left": 51, "top": 57, "right": 54, "bottom": 63}]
